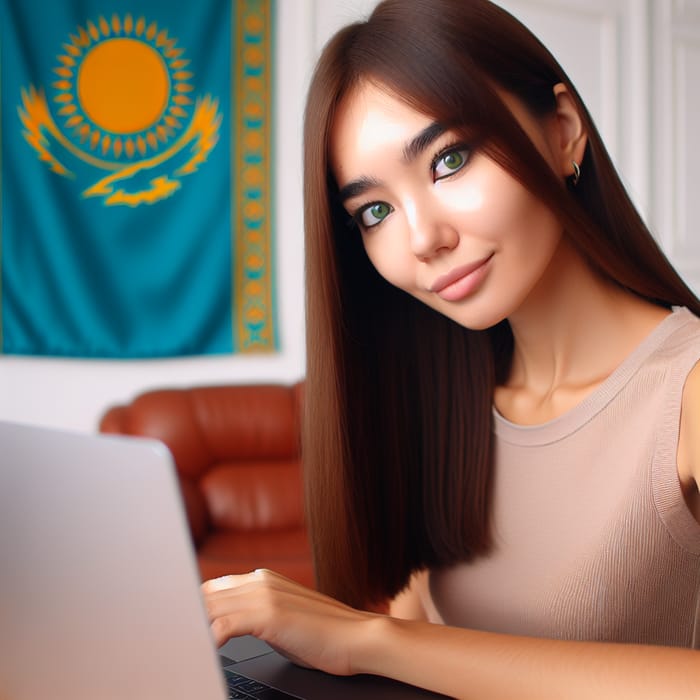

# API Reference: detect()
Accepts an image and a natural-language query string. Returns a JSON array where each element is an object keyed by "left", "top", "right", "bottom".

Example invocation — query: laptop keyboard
[{"left": 224, "top": 669, "right": 301, "bottom": 699}]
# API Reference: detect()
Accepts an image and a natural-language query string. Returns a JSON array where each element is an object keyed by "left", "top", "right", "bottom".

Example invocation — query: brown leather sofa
[{"left": 99, "top": 382, "right": 314, "bottom": 587}]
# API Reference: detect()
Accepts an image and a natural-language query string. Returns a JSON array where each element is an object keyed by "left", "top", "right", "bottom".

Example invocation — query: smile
[{"left": 429, "top": 253, "right": 494, "bottom": 302}]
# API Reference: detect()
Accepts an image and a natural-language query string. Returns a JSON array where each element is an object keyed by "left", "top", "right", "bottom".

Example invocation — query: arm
[
  {"left": 361, "top": 616, "right": 700, "bottom": 700},
  {"left": 204, "top": 571, "right": 700, "bottom": 700},
  {"left": 678, "top": 360, "right": 700, "bottom": 522},
  {"left": 389, "top": 569, "right": 442, "bottom": 622},
  {"left": 389, "top": 571, "right": 427, "bottom": 620}
]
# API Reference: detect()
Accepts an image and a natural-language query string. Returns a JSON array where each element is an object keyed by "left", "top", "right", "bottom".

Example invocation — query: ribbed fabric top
[{"left": 430, "top": 307, "right": 700, "bottom": 647}]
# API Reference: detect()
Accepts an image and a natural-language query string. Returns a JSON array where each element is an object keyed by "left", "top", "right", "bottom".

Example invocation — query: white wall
[
  {"left": 651, "top": 0, "right": 700, "bottom": 290},
  {"left": 497, "top": 0, "right": 700, "bottom": 294},
  {"left": 1, "top": 0, "right": 697, "bottom": 433}
]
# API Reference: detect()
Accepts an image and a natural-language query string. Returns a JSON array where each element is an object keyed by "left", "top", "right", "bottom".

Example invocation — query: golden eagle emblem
[{"left": 18, "top": 14, "right": 221, "bottom": 207}]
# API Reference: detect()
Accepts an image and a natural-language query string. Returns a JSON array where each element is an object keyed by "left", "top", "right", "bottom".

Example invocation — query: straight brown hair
[{"left": 302, "top": 0, "right": 700, "bottom": 609}]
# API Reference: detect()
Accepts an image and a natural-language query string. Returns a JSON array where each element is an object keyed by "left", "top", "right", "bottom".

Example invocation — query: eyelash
[{"left": 350, "top": 140, "right": 472, "bottom": 230}]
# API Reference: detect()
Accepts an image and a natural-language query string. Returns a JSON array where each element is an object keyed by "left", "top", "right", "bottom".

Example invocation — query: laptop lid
[
  {"left": 0, "top": 420, "right": 449, "bottom": 700},
  {"left": 0, "top": 420, "right": 227, "bottom": 700}
]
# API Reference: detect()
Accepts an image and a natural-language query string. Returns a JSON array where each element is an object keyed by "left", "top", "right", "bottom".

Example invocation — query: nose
[{"left": 404, "top": 196, "right": 459, "bottom": 261}]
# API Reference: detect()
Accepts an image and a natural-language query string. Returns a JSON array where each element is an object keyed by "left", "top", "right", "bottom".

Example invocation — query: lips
[{"left": 429, "top": 253, "right": 494, "bottom": 296}]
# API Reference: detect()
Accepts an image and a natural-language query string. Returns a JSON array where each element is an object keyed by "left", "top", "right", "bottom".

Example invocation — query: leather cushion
[{"left": 201, "top": 460, "right": 304, "bottom": 531}]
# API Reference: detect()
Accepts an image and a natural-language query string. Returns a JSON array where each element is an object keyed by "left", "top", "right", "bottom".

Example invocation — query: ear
[{"left": 551, "top": 83, "right": 587, "bottom": 179}]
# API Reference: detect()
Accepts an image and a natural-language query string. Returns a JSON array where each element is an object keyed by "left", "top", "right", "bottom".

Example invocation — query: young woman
[{"left": 203, "top": 1, "right": 700, "bottom": 697}]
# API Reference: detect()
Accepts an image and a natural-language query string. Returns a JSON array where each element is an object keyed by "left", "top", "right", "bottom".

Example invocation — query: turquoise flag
[{"left": 0, "top": 0, "right": 277, "bottom": 357}]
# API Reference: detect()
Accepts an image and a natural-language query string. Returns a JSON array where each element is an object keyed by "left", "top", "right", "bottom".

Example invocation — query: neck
[{"left": 499, "top": 240, "right": 669, "bottom": 421}]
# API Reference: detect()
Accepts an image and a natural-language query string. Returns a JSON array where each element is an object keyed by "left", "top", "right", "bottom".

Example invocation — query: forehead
[
  {"left": 330, "top": 79, "right": 558, "bottom": 188},
  {"left": 329, "top": 81, "right": 433, "bottom": 182}
]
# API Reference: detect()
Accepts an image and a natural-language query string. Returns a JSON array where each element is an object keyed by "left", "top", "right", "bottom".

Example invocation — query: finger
[
  {"left": 202, "top": 570, "right": 325, "bottom": 607},
  {"left": 203, "top": 567, "right": 296, "bottom": 593},
  {"left": 201, "top": 569, "right": 264, "bottom": 594}
]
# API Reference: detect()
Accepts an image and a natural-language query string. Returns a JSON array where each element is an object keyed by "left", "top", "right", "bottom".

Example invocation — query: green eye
[
  {"left": 359, "top": 202, "right": 392, "bottom": 228},
  {"left": 434, "top": 148, "right": 469, "bottom": 180},
  {"left": 444, "top": 152, "right": 464, "bottom": 169}
]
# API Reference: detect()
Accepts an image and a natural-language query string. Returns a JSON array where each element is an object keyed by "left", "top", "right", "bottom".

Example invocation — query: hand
[{"left": 202, "top": 569, "right": 379, "bottom": 676}]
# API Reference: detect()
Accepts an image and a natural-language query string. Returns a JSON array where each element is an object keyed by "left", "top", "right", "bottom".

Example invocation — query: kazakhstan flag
[{"left": 0, "top": 0, "right": 277, "bottom": 357}]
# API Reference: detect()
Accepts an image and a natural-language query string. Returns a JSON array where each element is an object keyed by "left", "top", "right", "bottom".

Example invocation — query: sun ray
[
  {"left": 77, "top": 27, "right": 90, "bottom": 47},
  {"left": 87, "top": 21, "right": 100, "bottom": 42}
]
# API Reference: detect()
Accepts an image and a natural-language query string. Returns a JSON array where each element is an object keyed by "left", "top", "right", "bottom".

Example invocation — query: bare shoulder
[{"left": 678, "top": 360, "right": 700, "bottom": 521}]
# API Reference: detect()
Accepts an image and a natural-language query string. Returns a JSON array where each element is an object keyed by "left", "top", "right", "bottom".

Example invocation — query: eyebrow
[
  {"left": 402, "top": 121, "right": 445, "bottom": 163},
  {"left": 337, "top": 121, "right": 446, "bottom": 203}
]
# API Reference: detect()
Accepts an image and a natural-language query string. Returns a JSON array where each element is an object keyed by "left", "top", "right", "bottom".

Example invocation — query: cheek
[
  {"left": 496, "top": 186, "right": 563, "bottom": 258},
  {"left": 362, "top": 231, "right": 415, "bottom": 288},
  {"left": 455, "top": 168, "right": 538, "bottom": 237},
  {"left": 455, "top": 169, "right": 561, "bottom": 256},
  {"left": 436, "top": 181, "right": 484, "bottom": 214}
]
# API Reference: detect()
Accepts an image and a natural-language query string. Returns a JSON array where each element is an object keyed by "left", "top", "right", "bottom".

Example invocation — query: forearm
[{"left": 354, "top": 616, "right": 700, "bottom": 700}]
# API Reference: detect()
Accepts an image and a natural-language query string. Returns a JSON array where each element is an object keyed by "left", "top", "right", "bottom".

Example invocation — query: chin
[{"left": 441, "top": 305, "right": 510, "bottom": 332}]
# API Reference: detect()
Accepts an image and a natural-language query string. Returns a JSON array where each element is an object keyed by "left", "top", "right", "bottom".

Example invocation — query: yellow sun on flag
[
  {"left": 19, "top": 11, "right": 222, "bottom": 206},
  {"left": 52, "top": 14, "right": 195, "bottom": 160}
]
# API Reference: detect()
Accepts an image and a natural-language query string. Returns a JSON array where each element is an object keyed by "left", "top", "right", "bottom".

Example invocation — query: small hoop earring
[{"left": 571, "top": 160, "right": 581, "bottom": 186}]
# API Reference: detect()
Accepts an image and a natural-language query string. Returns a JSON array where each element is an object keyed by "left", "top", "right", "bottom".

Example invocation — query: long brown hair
[{"left": 302, "top": 0, "right": 700, "bottom": 609}]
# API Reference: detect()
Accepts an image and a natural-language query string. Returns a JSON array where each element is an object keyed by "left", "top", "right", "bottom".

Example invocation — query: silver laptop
[{"left": 0, "top": 420, "right": 447, "bottom": 699}]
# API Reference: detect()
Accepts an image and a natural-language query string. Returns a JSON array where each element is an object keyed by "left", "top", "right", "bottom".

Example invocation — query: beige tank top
[{"left": 430, "top": 307, "right": 700, "bottom": 647}]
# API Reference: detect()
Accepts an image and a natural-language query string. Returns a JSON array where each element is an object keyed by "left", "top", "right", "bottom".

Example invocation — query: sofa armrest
[
  {"left": 99, "top": 405, "right": 129, "bottom": 434},
  {"left": 99, "top": 397, "right": 210, "bottom": 545}
]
